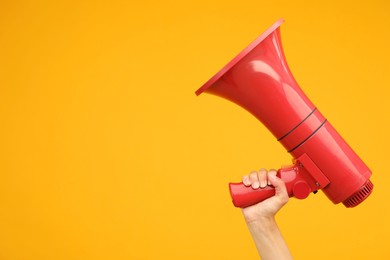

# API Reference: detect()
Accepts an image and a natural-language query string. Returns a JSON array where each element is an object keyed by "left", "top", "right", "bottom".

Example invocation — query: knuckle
[
  {"left": 268, "top": 169, "right": 277, "bottom": 175},
  {"left": 259, "top": 168, "right": 267, "bottom": 174}
]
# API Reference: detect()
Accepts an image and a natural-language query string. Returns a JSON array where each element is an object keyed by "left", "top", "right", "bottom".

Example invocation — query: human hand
[
  {"left": 240, "top": 169, "right": 292, "bottom": 259},
  {"left": 241, "top": 169, "right": 289, "bottom": 224}
]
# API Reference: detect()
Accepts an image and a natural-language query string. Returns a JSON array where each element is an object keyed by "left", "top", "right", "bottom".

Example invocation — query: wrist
[
  {"left": 246, "top": 217, "right": 292, "bottom": 259},
  {"left": 246, "top": 216, "right": 277, "bottom": 232}
]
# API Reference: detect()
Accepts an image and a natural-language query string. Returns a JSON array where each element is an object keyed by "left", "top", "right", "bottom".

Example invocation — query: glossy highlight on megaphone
[{"left": 195, "top": 19, "right": 373, "bottom": 208}]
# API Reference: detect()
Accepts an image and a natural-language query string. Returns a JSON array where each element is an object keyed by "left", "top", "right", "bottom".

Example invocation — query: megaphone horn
[{"left": 195, "top": 19, "right": 373, "bottom": 208}]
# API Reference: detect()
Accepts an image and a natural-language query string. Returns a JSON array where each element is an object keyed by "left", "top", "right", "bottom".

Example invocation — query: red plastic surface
[
  {"left": 195, "top": 19, "right": 373, "bottom": 208},
  {"left": 343, "top": 180, "right": 374, "bottom": 207}
]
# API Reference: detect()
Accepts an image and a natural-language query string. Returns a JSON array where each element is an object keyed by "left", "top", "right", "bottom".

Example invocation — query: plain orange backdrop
[{"left": 0, "top": 0, "right": 389, "bottom": 259}]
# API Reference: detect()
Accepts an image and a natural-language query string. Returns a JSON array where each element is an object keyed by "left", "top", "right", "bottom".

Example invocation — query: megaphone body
[{"left": 195, "top": 19, "right": 373, "bottom": 208}]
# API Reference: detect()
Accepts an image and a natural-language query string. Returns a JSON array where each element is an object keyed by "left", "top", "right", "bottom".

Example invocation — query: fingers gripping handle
[{"left": 229, "top": 165, "right": 314, "bottom": 208}]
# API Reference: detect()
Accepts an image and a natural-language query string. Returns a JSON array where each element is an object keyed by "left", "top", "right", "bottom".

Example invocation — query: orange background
[{"left": 1, "top": 0, "right": 389, "bottom": 259}]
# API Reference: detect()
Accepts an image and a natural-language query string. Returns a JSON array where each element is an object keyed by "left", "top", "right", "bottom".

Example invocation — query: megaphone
[{"left": 195, "top": 19, "right": 373, "bottom": 208}]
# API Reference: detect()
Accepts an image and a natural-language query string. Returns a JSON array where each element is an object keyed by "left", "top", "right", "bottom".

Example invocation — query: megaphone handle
[{"left": 229, "top": 165, "right": 313, "bottom": 208}]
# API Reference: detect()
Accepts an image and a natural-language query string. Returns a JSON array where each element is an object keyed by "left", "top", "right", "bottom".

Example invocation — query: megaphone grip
[
  {"left": 229, "top": 165, "right": 314, "bottom": 208},
  {"left": 229, "top": 183, "right": 278, "bottom": 208}
]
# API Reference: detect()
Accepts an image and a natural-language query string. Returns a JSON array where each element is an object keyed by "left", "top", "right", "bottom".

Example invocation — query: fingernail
[
  {"left": 260, "top": 180, "right": 267, "bottom": 188},
  {"left": 252, "top": 181, "right": 260, "bottom": 189}
]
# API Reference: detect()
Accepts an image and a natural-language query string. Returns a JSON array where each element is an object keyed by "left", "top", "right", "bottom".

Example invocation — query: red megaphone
[{"left": 195, "top": 19, "right": 373, "bottom": 208}]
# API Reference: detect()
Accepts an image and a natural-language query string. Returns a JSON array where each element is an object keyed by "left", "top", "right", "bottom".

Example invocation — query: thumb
[{"left": 268, "top": 173, "right": 289, "bottom": 204}]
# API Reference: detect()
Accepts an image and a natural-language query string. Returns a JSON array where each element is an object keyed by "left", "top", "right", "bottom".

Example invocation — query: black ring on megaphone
[
  {"left": 277, "top": 108, "right": 318, "bottom": 141},
  {"left": 287, "top": 119, "right": 328, "bottom": 153}
]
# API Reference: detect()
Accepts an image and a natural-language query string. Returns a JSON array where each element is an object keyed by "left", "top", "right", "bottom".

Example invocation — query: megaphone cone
[{"left": 196, "top": 19, "right": 373, "bottom": 208}]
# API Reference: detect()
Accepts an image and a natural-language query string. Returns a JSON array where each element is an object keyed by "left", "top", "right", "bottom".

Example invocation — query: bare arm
[{"left": 241, "top": 169, "right": 293, "bottom": 260}]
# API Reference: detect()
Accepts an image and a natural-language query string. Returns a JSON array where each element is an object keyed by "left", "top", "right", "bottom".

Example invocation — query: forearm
[{"left": 246, "top": 217, "right": 292, "bottom": 260}]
